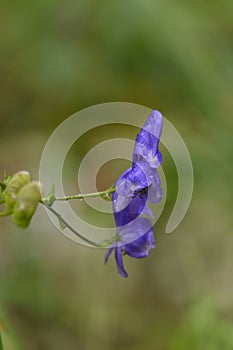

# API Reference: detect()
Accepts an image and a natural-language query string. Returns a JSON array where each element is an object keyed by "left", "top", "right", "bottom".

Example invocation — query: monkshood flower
[{"left": 105, "top": 110, "right": 163, "bottom": 277}]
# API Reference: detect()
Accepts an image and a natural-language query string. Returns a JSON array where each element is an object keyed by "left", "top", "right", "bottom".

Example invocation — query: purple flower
[{"left": 105, "top": 110, "right": 163, "bottom": 278}]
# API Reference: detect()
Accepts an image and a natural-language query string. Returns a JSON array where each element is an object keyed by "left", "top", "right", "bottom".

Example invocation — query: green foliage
[
  {"left": 0, "top": 315, "right": 23, "bottom": 350},
  {"left": 0, "top": 332, "right": 3, "bottom": 350},
  {"left": 172, "top": 300, "right": 233, "bottom": 350}
]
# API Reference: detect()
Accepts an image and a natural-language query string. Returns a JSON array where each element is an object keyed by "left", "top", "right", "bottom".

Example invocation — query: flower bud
[
  {"left": 4, "top": 171, "right": 31, "bottom": 213},
  {"left": 12, "top": 181, "right": 44, "bottom": 228}
]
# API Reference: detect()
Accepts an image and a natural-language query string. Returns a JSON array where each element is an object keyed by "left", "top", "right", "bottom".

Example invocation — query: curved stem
[{"left": 43, "top": 204, "right": 100, "bottom": 247}]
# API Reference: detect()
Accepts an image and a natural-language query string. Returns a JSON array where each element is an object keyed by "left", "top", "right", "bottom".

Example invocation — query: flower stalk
[{"left": 51, "top": 185, "right": 115, "bottom": 202}]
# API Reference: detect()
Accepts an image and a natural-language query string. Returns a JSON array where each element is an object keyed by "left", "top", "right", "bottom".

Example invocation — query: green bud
[
  {"left": 12, "top": 181, "right": 44, "bottom": 228},
  {"left": 4, "top": 171, "right": 31, "bottom": 213}
]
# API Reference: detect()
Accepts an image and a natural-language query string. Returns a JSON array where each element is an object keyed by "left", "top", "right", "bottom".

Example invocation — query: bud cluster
[{"left": 0, "top": 171, "right": 44, "bottom": 228}]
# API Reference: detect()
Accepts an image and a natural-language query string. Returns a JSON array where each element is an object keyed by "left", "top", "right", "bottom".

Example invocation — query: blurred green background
[{"left": 0, "top": 1, "right": 233, "bottom": 349}]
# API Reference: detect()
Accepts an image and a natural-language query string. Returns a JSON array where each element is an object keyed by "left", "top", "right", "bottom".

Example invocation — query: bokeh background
[{"left": 0, "top": 1, "right": 233, "bottom": 349}]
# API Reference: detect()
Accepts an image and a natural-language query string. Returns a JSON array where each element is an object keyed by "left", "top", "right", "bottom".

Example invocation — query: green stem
[
  {"left": 40, "top": 186, "right": 117, "bottom": 247},
  {"left": 54, "top": 187, "right": 115, "bottom": 202},
  {"left": 43, "top": 204, "right": 100, "bottom": 247},
  {"left": 42, "top": 203, "right": 119, "bottom": 248}
]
